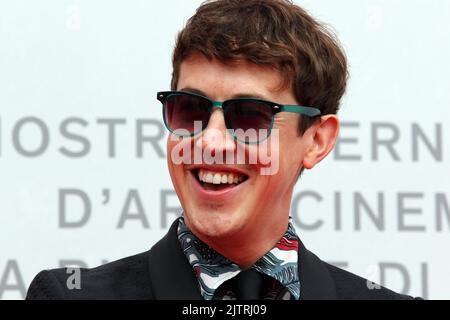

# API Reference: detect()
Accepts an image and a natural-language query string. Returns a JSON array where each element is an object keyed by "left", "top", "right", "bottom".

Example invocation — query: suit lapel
[
  {"left": 148, "top": 219, "right": 203, "bottom": 299},
  {"left": 298, "top": 239, "right": 338, "bottom": 300}
]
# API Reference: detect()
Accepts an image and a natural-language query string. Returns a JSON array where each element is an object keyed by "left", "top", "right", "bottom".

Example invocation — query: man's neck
[{"left": 191, "top": 218, "right": 290, "bottom": 269}]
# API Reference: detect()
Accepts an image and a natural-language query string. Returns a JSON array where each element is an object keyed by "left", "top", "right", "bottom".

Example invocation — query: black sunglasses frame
[{"left": 157, "top": 90, "right": 321, "bottom": 144}]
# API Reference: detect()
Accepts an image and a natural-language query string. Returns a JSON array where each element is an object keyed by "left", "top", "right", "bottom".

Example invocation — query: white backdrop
[{"left": 0, "top": 0, "right": 449, "bottom": 299}]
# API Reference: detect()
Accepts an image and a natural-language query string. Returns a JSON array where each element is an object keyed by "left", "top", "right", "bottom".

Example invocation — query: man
[{"left": 26, "top": 0, "right": 417, "bottom": 300}]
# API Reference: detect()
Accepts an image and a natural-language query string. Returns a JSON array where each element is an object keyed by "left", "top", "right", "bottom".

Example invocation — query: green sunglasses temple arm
[
  {"left": 279, "top": 105, "right": 321, "bottom": 117},
  {"left": 212, "top": 101, "right": 321, "bottom": 117}
]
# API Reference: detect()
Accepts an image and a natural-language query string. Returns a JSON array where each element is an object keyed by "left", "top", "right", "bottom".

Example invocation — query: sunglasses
[{"left": 157, "top": 91, "right": 321, "bottom": 144}]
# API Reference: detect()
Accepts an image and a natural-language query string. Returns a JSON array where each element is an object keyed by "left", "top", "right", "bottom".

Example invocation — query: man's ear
[{"left": 302, "top": 115, "right": 340, "bottom": 170}]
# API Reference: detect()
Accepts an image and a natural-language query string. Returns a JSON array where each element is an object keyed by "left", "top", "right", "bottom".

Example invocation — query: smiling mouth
[{"left": 191, "top": 168, "right": 249, "bottom": 192}]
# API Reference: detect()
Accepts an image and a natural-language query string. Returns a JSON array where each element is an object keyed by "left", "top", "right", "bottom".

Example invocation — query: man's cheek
[
  {"left": 168, "top": 138, "right": 194, "bottom": 165},
  {"left": 248, "top": 130, "right": 280, "bottom": 176}
]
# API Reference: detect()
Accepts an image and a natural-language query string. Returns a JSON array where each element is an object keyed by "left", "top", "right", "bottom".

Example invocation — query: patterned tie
[{"left": 232, "top": 269, "right": 264, "bottom": 300}]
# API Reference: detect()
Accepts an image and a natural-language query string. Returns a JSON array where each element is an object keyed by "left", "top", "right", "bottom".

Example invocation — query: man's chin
[{"left": 184, "top": 210, "right": 245, "bottom": 241}]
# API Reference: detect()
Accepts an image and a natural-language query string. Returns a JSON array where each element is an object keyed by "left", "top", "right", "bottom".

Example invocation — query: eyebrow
[{"left": 179, "top": 87, "right": 271, "bottom": 101}]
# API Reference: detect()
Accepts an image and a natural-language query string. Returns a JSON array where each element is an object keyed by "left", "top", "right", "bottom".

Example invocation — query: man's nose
[{"left": 195, "top": 109, "right": 236, "bottom": 156}]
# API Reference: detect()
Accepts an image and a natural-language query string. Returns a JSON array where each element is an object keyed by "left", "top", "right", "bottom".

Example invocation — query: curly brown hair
[{"left": 171, "top": 0, "right": 348, "bottom": 134}]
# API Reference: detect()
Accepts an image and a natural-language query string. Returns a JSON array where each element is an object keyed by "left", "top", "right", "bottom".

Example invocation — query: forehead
[{"left": 177, "top": 53, "right": 295, "bottom": 103}]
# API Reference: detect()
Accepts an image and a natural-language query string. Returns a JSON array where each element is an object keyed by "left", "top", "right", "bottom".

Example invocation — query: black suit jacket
[{"left": 26, "top": 219, "right": 417, "bottom": 300}]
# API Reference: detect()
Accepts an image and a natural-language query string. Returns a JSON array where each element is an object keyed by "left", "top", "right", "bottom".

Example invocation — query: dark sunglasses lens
[
  {"left": 164, "top": 94, "right": 210, "bottom": 134},
  {"left": 225, "top": 101, "right": 273, "bottom": 143}
]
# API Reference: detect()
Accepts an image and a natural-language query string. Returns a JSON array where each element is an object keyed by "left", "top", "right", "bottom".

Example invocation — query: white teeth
[
  {"left": 197, "top": 169, "right": 246, "bottom": 185},
  {"left": 213, "top": 173, "right": 221, "bottom": 184},
  {"left": 221, "top": 175, "right": 228, "bottom": 184},
  {"left": 204, "top": 173, "right": 213, "bottom": 183}
]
